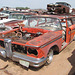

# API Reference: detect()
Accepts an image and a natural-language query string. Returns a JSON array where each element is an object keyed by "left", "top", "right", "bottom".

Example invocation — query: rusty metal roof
[{"left": 26, "top": 15, "right": 75, "bottom": 19}]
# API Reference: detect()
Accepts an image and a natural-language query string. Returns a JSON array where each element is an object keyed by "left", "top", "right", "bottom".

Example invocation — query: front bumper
[
  {"left": 0, "top": 47, "right": 47, "bottom": 67},
  {"left": 12, "top": 52, "right": 47, "bottom": 67}
]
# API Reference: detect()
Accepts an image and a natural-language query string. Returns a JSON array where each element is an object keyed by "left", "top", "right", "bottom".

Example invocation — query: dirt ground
[{"left": 0, "top": 41, "right": 75, "bottom": 75}]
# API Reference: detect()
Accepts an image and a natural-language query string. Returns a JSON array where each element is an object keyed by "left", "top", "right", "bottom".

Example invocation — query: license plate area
[{"left": 19, "top": 60, "right": 29, "bottom": 67}]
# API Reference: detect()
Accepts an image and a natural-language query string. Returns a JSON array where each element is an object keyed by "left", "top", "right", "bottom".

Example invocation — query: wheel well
[{"left": 50, "top": 45, "right": 59, "bottom": 54}]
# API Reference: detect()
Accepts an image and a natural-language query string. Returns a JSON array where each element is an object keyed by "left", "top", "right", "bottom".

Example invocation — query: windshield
[
  {"left": 24, "top": 17, "right": 61, "bottom": 31},
  {"left": 9, "top": 14, "right": 33, "bottom": 20}
]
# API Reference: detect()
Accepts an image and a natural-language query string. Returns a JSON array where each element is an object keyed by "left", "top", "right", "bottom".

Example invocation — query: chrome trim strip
[
  {"left": 4, "top": 39, "right": 12, "bottom": 58},
  {"left": 25, "top": 45, "right": 39, "bottom": 48}
]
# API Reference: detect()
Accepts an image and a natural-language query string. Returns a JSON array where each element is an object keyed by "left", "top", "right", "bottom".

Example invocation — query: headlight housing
[{"left": 28, "top": 48, "right": 38, "bottom": 56}]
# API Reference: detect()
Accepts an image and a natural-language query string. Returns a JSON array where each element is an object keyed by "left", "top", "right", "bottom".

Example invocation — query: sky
[{"left": 0, "top": 0, "right": 75, "bottom": 9}]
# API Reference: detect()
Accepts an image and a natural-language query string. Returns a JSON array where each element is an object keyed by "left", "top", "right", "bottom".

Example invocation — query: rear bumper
[{"left": 0, "top": 47, "right": 47, "bottom": 67}]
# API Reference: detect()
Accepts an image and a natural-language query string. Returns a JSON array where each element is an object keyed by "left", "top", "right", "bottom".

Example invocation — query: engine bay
[{"left": 0, "top": 28, "right": 43, "bottom": 44}]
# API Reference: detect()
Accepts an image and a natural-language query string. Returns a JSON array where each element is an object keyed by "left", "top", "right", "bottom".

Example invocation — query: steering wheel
[{"left": 16, "top": 32, "right": 22, "bottom": 38}]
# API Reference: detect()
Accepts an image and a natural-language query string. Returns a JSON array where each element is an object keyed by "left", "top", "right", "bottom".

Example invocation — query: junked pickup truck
[{"left": 0, "top": 15, "right": 75, "bottom": 68}]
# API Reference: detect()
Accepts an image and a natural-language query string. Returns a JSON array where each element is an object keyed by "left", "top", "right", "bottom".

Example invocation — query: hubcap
[{"left": 47, "top": 49, "right": 53, "bottom": 64}]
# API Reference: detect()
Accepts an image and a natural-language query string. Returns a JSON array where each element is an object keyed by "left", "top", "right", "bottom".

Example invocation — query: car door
[
  {"left": 70, "top": 17, "right": 75, "bottom": 40},
  {"left": 67, "top": 18, "right": 75, "bottom": 42}
]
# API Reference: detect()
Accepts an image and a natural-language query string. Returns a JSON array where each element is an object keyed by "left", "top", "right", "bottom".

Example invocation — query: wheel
[{"left": 45, "top": 49, "right": 53, "bottom": 65}]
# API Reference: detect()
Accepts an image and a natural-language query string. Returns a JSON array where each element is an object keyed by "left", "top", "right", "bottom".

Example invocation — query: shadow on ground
[
  {"left": 0, "top": 56, "right": 8, "bottom": 61},
  {"left": 68, "top": 49, "right": 75, "bottom": 75}
]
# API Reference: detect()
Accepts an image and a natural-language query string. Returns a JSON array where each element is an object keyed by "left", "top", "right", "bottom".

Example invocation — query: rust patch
[{"left": 29, "top": 31, "right": 61, "bottom": 46}]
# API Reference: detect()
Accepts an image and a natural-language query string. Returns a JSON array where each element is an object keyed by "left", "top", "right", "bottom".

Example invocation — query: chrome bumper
[
  {"left": 0, "top": 48, "right": 6, "bottom": 58},
  {"left": 12, "top": 52, "right": 47, "bottom": 67},
  {"left": 0, "top": 39, "right": 47, "bottom": 67},
  {"left": 0, "top": 47, "right": 47, "bottom": 67}
]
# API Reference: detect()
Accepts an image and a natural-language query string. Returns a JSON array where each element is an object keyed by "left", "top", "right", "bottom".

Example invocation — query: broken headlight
[{"left": 28, "top": 48, "right": 38, "bottom": 56}]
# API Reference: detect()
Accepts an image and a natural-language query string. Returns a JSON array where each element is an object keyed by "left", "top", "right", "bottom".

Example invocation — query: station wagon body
[{"left": 0, "top": 15, "right": 75, "bottom": 67}]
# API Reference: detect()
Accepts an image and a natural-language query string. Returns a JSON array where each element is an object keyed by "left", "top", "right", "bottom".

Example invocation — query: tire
[{"left": 45, "top": 49, "right": 53, "bottom": 65}]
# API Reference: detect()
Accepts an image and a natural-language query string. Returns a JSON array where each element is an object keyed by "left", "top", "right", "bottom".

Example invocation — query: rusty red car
[
  {"left": 47, "top": 2, "right": 71, "bottom": 14},
  {"left": 0, "top": 15, "right": 75, "bottom": 68}
]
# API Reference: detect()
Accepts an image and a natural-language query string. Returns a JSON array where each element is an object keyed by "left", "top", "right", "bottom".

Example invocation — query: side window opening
[{"left": 67, "top": 19, "right": 72, "bottom": 27}]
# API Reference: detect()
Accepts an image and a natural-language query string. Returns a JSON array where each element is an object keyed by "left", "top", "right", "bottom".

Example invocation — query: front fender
[{"left": 40, "top": 36, "right": 62, "bottom": 57}]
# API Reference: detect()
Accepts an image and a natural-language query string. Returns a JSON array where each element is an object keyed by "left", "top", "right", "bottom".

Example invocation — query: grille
[{"left": 12, "top": 44, "right": 27, "bottom": 54}]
